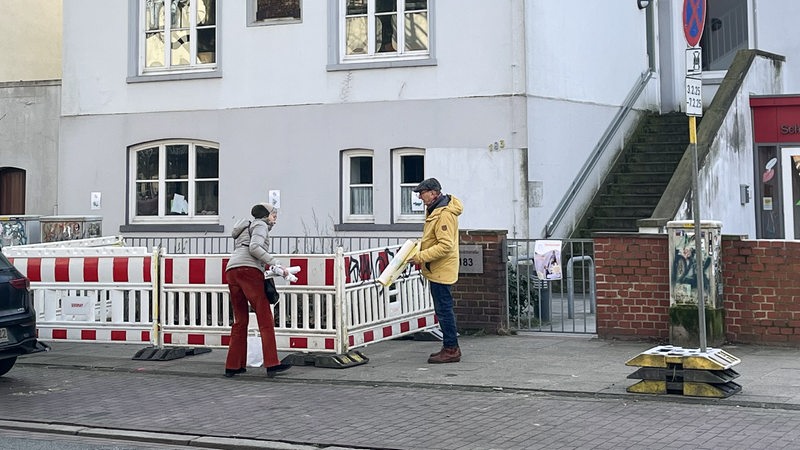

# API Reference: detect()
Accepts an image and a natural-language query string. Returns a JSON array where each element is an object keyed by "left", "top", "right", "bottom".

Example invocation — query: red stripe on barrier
[
  {"left": 188, "top": 258, "right": 206, "bottom": 284},
  {"left": 221, "top": 335, "right": 230, "bottom": 346},
  {"left": 417, "top": 317, "right": 427, "bottom": 329},
  {"left": 290, "top": 337, "right": 308, "bottom": 348},
  {"left": 143, "top": 257, "right": 152, "bottom": 282},
  {"left": 141, "top": 331, "right": 150, "bottom": 342},
  {"left": 434, "top": 315, "right": 439, "bottom": 324},
  {"left": 400, "top": 321, "right": 410, "bottom": 333},
  {"left": 81, "top": 329, "right": 97, "bottom": 340},
  {"left": 348, "top": 335, "right": 355, "bottom": 347},
  {"left": 344, "top": 256, "right": 352, "bottom": 284},
  {"left": 290, "top": 258, "right": 308, "bottom": 285},
  {"left": 163, "top": 333, "right": 172, "bottom": 344},
  {"left": 52, "top": 329, "right": 67, "bottom": 339},
  {"left": 84, "top": 257, "right": 99, "bottom": 282},
  {"left": 25, "top": 258, "right": 41, "bottom": 282},
  {"left": 113, "top": 257, "right": 129, "bottom": 282},
  {"left": 187, "top": 334, "right": 205, "bottom": 345},
  {"left": 54, "top": 257, "right": 70, "bottom": 282},
  {"left": 325, "top": 258, "right": 335, "bottom": 286},
  {"left": 364, "top": 330, "right": 374, "bottom": 343},
  {"left": 383, "top": 326, "right": 393, "bottom": 338},
  {"left": 111, "top": 330, "right": 126, "bottom": 341},
  {"left": 325, "top": 338, "right": 334, "bottom": 350},
  {"left": 164, "top": 258, "right": 174, "bottom": 284},
  {"left": 221, "top": 258, "right": 229, "bottom": 284}
]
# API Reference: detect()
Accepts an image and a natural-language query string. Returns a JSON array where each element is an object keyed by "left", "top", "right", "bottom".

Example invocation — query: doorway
[{"left": 0, "top": 168, "right": 26, "bottom": 214}]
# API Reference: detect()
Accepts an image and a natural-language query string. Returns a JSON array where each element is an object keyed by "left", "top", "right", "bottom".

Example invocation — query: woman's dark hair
[{"left": 251, "top": 203, "right": 270, "bottom": 219}]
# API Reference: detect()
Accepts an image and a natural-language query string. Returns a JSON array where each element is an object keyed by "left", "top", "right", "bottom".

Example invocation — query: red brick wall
[
  {"left": 594, "top": 234, "right": 800, "bottom": 346},
  {"left": 453, "top": 230, "right": 507, "bottom": 333},
  {"left": 722, "top": 236, "right": 800, "bottom": 345},
  {"left": 594, "top": 234, "right": 671, "bottom": 341}
]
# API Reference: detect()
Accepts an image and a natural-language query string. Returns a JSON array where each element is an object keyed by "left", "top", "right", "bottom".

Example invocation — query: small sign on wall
[{"left": 459, "top": 245, "right": 484, "bottom": 274}]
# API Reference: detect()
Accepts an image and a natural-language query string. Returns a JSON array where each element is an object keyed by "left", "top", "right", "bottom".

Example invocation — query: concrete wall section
[
  {"left": 674, "top": 54, "right": 784, "bottom": 237},
  {"left": 62, "top": 1, "right": 517, "bottom": 116},
  {"left": 57, "top": 96, "right": 520, "bottom": 235},
  {"left": 0, "top": 81, "right": 61, "bottom": 215}
]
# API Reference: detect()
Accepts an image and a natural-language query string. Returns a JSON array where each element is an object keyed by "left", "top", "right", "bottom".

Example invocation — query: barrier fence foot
[
  {"left": 281, "top": 350, "right": 369, "bottom": 369},
  {"left": 132, "top": 346, "right": 212, "bottom": 361}
]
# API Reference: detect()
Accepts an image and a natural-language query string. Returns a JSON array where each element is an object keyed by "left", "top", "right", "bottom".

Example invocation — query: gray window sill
[
  {"left": 327, "top": 57, "right": 437, "bottom": 72},
  {"left": 127, "top": 69, "right": 222, "bottom": 83},
  {"left": 120, "top": 224, "right": 225, "bottom": 233},
  {"left": 335, "top": 223, "right": 423, "bottom": 232}
]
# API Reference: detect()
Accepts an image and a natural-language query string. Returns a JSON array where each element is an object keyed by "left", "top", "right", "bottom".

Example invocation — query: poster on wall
[{"left": 534, "top": 240, "right": 562, "bottom": 280}]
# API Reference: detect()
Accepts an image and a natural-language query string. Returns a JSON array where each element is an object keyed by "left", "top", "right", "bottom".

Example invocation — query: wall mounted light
[{"left": 637, "top": 0, "right": 651, "bottom": 9}]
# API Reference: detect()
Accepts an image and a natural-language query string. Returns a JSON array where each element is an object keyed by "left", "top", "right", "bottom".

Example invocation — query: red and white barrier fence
[{"left": 3, "top": 240, "right": 435, "bottom": 356}]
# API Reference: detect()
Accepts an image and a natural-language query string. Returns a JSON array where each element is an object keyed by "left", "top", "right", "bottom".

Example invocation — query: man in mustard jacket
[{"left": 409, "top": 178, "right": 464, "bottom": 363}]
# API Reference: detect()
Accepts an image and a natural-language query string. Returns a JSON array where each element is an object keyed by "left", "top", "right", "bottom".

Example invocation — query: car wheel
[{"left": 0, "top": 357, "right": 17, "bottom": 377}]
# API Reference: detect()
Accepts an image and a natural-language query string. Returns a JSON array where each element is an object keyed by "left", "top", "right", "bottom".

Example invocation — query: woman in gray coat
[{"left": 224, "top": 202, "right": 292, "bottom": 378}]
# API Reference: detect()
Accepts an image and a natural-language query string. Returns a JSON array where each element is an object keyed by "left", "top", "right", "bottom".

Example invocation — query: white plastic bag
[{"left": 246, "top": 335, "right": 263, "bottom": 367}]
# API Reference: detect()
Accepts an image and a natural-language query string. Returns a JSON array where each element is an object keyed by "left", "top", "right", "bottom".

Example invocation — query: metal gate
[{"left": 507, "top": 239, "right": 595, "bottom": 334}]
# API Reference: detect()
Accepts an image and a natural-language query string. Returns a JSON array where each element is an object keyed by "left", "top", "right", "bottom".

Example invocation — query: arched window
[{"left": 129, "top": 140, "right": 219, "bottom": 223}]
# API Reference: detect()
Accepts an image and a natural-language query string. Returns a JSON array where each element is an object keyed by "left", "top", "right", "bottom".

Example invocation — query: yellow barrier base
[{"left": 625, "top": 345, "right": 741, "bottom": 398}]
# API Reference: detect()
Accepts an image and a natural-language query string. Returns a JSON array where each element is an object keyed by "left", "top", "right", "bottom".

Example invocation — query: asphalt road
[{"left": 2, "top": 364, "right": 800, "bottom": 449}]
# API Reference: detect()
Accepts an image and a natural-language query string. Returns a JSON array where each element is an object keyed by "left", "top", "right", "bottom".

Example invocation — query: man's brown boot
[
  {"left": 428, "top": 347, "right": 461, "bottom": 364},
  {"left": 430, "top": 347, "right": 444, "bottom": 358}
]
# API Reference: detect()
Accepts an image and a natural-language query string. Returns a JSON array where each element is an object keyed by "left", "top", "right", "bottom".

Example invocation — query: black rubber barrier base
[
  {"left": 132, "top": 346, "right": 212, "bottom": 361},
  {"left": 282, "top": 350, "right": 369, "bottom": 369}
]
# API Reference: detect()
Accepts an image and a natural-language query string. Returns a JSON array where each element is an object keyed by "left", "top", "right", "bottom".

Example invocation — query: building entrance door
[
  {"left": 781, "top": 147, "right": 800, "bottom": 239},
  {"left": 0, "top": 168, "right": 26, "bottom": 215}
]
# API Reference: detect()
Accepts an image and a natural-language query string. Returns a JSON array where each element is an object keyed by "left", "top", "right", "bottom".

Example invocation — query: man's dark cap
[{"left": 412, "top": 178, "right": 442, "bottom": 193}]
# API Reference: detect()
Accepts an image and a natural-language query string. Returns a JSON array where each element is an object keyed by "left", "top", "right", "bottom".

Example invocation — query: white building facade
[{"left": 55, "top": 0, "right": 800, "bottom": 240}]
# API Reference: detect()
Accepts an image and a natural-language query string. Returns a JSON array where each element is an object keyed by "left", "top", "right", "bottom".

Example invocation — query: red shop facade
[{"left": 750, "top": 95, "right": 800, "bottom": 239}]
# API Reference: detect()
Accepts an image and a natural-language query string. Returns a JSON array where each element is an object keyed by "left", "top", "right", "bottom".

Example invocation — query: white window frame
[
  {"left": 342, "top": 149, "right": 375, "bottom": 223},
  {"left": 248, "top": 0, "right": 302, "bottom": 26},
  {"left": 128, "top": 140, "right": 219, "bottom": 224},
  {"left": 138, "top": 0, "right": 217, "bottom": 75},
  {"left": 392, "top": 148, "right": 425, "bottom": 223},
  {"left": 337, "top": 0, "right": 431, "bottom": 64}
]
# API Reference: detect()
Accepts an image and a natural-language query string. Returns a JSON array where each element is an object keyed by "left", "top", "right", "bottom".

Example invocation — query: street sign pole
[
  {"left": 684, "top": 0, "right": 707, "bottom": 352},
  {"left": 689, "top": 116, "right": 707, "bottom": 352}
]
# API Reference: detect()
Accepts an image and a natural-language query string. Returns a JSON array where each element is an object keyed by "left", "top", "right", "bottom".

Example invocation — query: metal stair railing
[{"left": 545, "top": 70, "right": 654, "bottom": 238}]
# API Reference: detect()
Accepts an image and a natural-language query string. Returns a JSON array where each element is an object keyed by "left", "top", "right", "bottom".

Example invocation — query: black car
[{"left": 0, "top": 251, "right": 49, "bottom": 376}]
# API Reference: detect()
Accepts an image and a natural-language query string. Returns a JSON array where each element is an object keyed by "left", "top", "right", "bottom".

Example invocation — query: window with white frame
[
  {"left": 130, "top": 141, "right": 219, "bottom": 222},
  {"left": 393, "top": 148, "right": 425, "bottom": 222},
  {"left": 341, "top": 0, "right": 429, "bottom": 61},
  {"left": 249, "top": 0, "right": 301, "bottom": 25},
  {"left": 141, "top": 0, "right": 217, "bottom": 73},
  {"left": 342, "top": 150, "right": 374, "bottom": 222}
]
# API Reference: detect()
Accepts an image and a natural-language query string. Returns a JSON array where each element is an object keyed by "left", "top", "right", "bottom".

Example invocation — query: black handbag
[{"left": 264, "top": 277, "right": 280, "bottom": 305}]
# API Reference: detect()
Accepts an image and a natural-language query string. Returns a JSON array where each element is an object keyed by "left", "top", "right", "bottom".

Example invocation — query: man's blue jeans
[{"left": 430, "top": 281, "right": 459, "bottom": 348}]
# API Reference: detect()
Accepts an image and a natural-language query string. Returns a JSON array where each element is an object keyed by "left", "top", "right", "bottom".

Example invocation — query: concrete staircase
[{"left": 573, "top": 112, "right": 690, "bottom": 237}]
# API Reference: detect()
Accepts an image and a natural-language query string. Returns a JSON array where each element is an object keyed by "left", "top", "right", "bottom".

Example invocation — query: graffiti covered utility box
[
  {"left": 40, "top": 216, "right": 102, "bottom": 243},
  {"left": 0, "top": 215, "right": 42, "bottom": 247},
  {"left": 667, "top": 220, "right": 724, "bottom": 347},
  {"left": 667, "top": 220, "right": 722, "bottom": 308}
]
